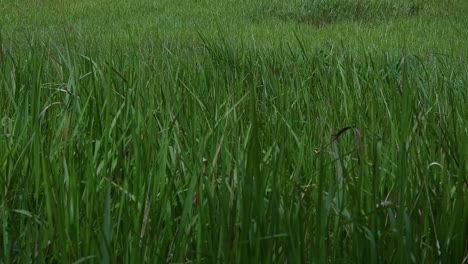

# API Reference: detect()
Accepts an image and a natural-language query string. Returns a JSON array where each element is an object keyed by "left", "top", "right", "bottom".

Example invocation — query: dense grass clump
[
  {"left": 0, "top": 37, "right": 467, "bottom": 263},
  {"left": 253, "top": 0, "right": 424, "bottom": 26}
]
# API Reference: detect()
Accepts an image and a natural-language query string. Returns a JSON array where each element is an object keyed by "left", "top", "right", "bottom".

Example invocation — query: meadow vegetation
[{"left": 0, "top": 0, "right": 467, "bottom": 263}]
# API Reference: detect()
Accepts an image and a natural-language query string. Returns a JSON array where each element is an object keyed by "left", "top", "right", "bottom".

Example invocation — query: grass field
[{"left": 1, "top": 0, "right": 467, "bottom": 263}]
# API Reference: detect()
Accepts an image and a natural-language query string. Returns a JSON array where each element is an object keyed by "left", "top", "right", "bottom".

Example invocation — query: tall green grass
[{"left": 0, "top": 36, "right": 467, "bottom": 263}]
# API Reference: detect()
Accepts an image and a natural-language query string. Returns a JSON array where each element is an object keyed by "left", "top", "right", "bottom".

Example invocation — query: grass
[
  {"left": 1, "top": 0, "right": 468, "bottom": 53},
  {"left": 1, "top": 0, "right": 467, "bottom": 263}
]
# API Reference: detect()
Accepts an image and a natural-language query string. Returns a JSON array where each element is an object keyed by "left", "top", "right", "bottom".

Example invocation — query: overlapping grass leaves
[{"left": 0, "top": 37, "right": 466, "bottom": 263}]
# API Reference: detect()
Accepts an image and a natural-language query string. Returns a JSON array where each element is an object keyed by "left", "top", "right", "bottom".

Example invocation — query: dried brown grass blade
[
  {"left": 353, "top": 128, "right": 362, "bottom": 162},
  {"left": 316, "top": 126, "right": 363, "bottom": 163}
]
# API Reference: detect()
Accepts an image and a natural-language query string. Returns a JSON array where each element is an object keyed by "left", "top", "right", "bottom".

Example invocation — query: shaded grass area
[
  {"left": 251, "top": 0, "right": 424, "bottom": 27},
  {"left": 0, "top": 36, "right": 467, "bottom": 262}
]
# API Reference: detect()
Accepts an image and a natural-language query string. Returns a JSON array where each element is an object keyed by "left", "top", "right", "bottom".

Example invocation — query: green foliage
[
  {"left": 1, "top": 35, "right": 467, "bottom": 263},
  {"left": 0, "top": 0, "right": 467, "bottom": 263}
]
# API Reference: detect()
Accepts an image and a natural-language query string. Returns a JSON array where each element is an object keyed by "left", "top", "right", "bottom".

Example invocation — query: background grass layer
[
  {"left": 1, "top": 0, "right": 468, "bottom": 53},
  {"left": 1, "top": 0, "right": 467, "bottom": 263}
]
